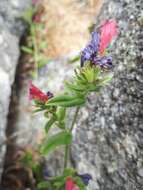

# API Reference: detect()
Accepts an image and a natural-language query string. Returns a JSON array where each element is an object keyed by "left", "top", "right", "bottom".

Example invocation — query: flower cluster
[
  {"left": 65, "top": 173, "right": 92, "bottom": 190},
  {"left": 29, "top": 82, "right": 53, "bottom": 103},
  {"left": 81, "top": 19, "right": 118, "bottom": 68}
]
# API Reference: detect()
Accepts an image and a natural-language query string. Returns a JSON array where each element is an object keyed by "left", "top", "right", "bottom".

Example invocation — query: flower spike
[
  {"left": 29, "top": 82, "right": 50, "bottom": 103},
  {"left": 81, "top": 31, "right": 100, "bottom": 67},
  {"left": 80, "top": 19, "right": 118, "bottom": 68}
]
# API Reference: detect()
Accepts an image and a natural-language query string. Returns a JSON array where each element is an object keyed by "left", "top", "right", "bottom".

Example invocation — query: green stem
[
  {"left": 70, "top": 107, "right": 80, "bottom": 132},
  {"left": 63, "top": 107, "right": 80, "bottom": 171},
  {"left": 63, "top": 143, "right": 69, "bottom": 169}
]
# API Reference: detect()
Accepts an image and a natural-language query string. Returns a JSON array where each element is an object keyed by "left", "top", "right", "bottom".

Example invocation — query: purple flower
[
  {"left": 47, "top": 91, "right": 54, "bottom": 99},
  {"left": 78, "top": 173, "right": 92, "bottom": 186},
  {"left": 93, "top": 56, "right": 113, "bottom": 69},
  {"left": 80, "top": 19, "right": 118, "bottom": 68},
  {"left": 81, "top": 32, "right": 99, "bottom": 67}
]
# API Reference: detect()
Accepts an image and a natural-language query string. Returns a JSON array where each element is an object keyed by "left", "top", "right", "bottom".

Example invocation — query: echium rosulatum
[
  {"left": 27, "top": 19, "right": 118, "bottom": 190},
  {"left": 81, "top": 19, "right": 118, "bottom": 68}
]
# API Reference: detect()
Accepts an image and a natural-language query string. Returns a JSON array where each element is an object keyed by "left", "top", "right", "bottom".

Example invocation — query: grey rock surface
[
  {"left": 72, "top": 0, "right": 143, "bottom": 189},
  {"left": 0, "top": 0, "right": 30, "bottom": 180}
]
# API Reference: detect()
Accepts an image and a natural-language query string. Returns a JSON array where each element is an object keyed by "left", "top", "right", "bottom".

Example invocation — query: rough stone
[
  {"left": 72, "top": 0, "right": 143, "bottom": 189},
  {"left": 0, "top": 0, "right": 30, "bottom": 180}
]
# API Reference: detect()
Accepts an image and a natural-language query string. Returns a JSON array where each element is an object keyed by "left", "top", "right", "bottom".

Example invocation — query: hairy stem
[
  {"left": 63, "top": 107, "right": 80, "bottom": 171},
  {"left": 70, "top": 107, "right": 80, "bottom": 132}
]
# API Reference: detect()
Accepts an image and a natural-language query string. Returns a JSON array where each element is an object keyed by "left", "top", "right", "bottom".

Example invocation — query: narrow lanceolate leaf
[
  {"left": 65, "top": 82, "right": 87, "bottom": 92},
  {"left": 88, "top": 84, "right": 101, "bottom": 92},
  {"left": 37, "top": 181, "right": 51, "bottom": 190},
  {"left": 82, "top": 67, "right": 95, "bottom": 83},
  {"left": 46, "top": 94, "right": 85, "bottom": 107},
  {"left": 21, "top": 46, "right": 33, "bottom": 54},
  {"left": 47, "top": 95, "right": 74, "bottom": 104},
  {"left": 45, "top": 115, "right": 56, "bottom": 133},
  {"left": 22, "top": 7, "right": 36, "bottom": 24},
  {"left": 69, "top": 54, "right": 80, "bottom": 63},
  {"left": 38, "top": 58, "right": 49, "bottom": 68},
  {"left": 94, "top": 67, "right": 101, "bottom": 80},
  {"left": 40, "top": 131, "right": 72, "bottom": 155},
  {"left": 47, "top": 97, "right": 85, "bottom": 107}
]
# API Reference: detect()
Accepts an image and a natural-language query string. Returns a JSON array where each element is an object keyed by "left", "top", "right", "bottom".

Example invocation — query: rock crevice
[{"left": 0, "top": 0, "right": 31, "bottom": 180}]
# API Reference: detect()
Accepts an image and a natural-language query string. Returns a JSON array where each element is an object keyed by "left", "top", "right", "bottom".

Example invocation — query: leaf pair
[{"left": 40, "top": 131, "right": 72, "bottom": 155}]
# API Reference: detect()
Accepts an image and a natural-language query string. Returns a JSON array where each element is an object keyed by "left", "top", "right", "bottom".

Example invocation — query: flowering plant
[
  {"left": 21, "top": 0, "right": 49, "bottom": 77},
  {"left": 22, "top": 19, "right": 118, "bottom": 190}
]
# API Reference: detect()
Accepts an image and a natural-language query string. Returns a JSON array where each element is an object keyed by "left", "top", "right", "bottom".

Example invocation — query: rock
[
  {"left": 0, "top": 0, "right": 30, "bottom": 180},
  {"left": 72, "top": 0, "right": 143, "bottom": 189}
]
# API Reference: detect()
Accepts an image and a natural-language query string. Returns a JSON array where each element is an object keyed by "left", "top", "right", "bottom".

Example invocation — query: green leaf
[
  {"left": 21, "top": 46, "right": 33, "bottom": 54},
  {"left": 46, "top": 94, "right": 86, "bottom": 107},
  {"left": 47, "top": 97, "right": 85, "bottom": 107},
  {"left": 58, "top": 121, "right": 65, "bottom": 129},
  {"left": 22, "top": 7, "right": 35, "bottom": 24},
  {"left": 45, "top": 115, "right": 56, "bottom": 133},
  {"left": 63, "top": 168, "right": 76, "bottom": 177},
  {"left": 56, "top": 107, "right": 66, "bottom": 121},
  {"left": 76, "top": 73, "right": 88, "bottom": 85},
  {"left": 69, "top": 54, "right": 80, "bottom": 63},
  {"left": 47, "top": 95, "right": 74, "bottom": 103},
  {"left": 82, "top": 67, "right": 95, "bottom": 83},
  {"left": 40, "top": 131, "right": 72, "bottom": 155},
  {"left": 37, "top": 181, "right": 51, "bottom": 190},
  {"left": 88, "top": 83, "right": 101, "bottom": 92},
  {"left": 94, "top": 66, "right": 101, "bottom": 80},
  {"left": 65, "top": 82, "right": 87, "bottom": 92},
  {"left": 38, "top": 58, "right": 50, "bottom": 68},
  {"left": 21, "top": 151, "right": 33, "bottom": 166},
  {"left": 33, "top": 108, "right": 44, "bottom": 113}
]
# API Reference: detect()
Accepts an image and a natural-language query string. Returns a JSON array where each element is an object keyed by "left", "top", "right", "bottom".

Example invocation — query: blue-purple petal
[
  {"left": 81, "top": 32, "right": 100, "bottom": 67},
  {"left": 78, "top": 173, "right": 92, "bottom": 186},
  {"left": 93, "top": 56, "right": 113, "bottom": 68},
  {"left": 91, "top": 31, "right": 100, "bottom": 51},
  {"left": 47, "top": 91, "right": 54, "bottom": 99}
]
